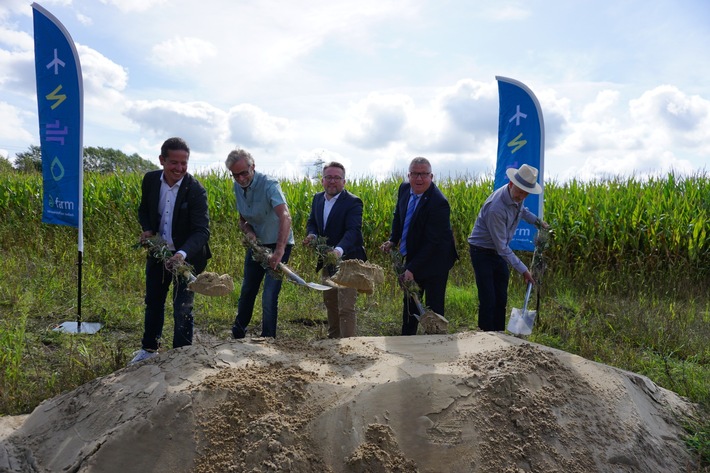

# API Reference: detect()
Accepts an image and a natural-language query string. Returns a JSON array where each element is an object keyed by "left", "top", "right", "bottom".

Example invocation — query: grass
[{"left": 0, "top": 170, "right": 708, "bottom": 468}]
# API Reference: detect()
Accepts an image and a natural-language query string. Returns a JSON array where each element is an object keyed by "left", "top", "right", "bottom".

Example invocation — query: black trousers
[
  {"left": 470, "top": 245, "right": 510, "bottom": 331},
  {"left": 142, "top": 257, "right": 194, "bottom": 350},
  {"left": 401, "top": 271, "right": 449, "bottom": 335}
]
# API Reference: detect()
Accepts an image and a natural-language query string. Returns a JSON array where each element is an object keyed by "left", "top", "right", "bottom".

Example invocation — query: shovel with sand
[
  {"left": 390, "top": 250, "right": 449, "bottom": 334},
  {"left": 507, "top": 282, "right": 537, "bottom": 335},
  {"left": 409, "top": 290, "right": 450, "bottom": 334}
]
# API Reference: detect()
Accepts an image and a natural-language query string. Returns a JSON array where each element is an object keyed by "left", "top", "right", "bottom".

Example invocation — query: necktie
[{"left": 399, "top": 193, "right": 419, "bottom": 256}]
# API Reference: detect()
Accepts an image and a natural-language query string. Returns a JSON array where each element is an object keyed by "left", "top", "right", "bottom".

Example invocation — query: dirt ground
[{"left": 0, "top": 331, "right": 702, "bottom": 472}]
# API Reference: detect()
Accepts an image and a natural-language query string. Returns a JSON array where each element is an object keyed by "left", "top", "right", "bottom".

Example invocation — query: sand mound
[
  {"left": 188, "top": 272, "right": 234, "bottom": 296},
  {"left": 0, "top": 332, "right": 700, "bottom": 472}
]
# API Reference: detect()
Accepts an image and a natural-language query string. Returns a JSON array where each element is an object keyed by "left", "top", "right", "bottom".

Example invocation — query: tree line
[{"left": 1, "top": 145, "right": 158, "bottom": 174}]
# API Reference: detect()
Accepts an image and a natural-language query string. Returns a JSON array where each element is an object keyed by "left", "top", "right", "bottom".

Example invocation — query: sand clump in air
[
  {"left": 329, "top": 259, "right": 384, "bottom": 294},
  {"left": 0, "top": 332, "right": 702, "bottom": 472},
  {"left": 188, "top": 271, "right": 234, "bottom": 296}
]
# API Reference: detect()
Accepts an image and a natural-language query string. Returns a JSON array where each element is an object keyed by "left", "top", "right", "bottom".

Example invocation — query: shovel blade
[
  {"left": 279, "top": 263, "right": 332, "bottom": 291},
  {"left": 507, "top": 308, "right": 537, "bottom": 335},
  {"left": 305, "top": 282, "right": 333, "bottom": 291}
]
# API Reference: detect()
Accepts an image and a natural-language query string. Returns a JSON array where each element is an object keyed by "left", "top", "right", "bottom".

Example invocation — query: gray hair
[
  {"left": 409, "top": 156, "right": 431, "bottom": 170},
  {"left": 225, "top": 149, "right": 254, "bottom": 169}
]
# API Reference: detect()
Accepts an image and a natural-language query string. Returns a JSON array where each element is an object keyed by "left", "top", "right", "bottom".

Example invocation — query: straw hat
[{"left": 506, "top": 164, "right": 542, "bottom": 194}]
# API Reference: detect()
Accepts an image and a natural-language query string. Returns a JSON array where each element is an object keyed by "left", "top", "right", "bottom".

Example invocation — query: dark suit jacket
[
  {"left": 389, "top": 182, "right": 458, "bottom": 279},
  {"left": 138, "top": 170, "right": 211, "bottom": 273},
  {"left": 306, "top": 189, "right": 367, "bottom": 273}
]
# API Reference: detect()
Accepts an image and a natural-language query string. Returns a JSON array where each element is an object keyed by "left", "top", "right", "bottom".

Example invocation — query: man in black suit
[
  {"left": 304, "top": 162, "right": 367, "bottom": 338},
  {"left": 380, "top": 157, "right": 458, "bottom": 335},
  {"left": 131, "top": 137, "right": 211, "bottom": 364}
]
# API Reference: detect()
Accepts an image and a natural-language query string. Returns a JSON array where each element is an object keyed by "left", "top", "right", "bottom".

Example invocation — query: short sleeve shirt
[{"left": 234, "top": 171, "right": 295, "bottom": 245}]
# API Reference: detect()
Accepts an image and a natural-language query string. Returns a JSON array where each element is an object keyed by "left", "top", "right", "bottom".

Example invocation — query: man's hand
[
  {"left": 166, "top": 252, "right": 185, "bottom": 271},
  {"left": 140, "top": 230, "right": 154, "bottom": 243},
  {"left": 303, "top": 234, "right": 316, "bottom": 246},
  {"left": 380, "top": 240, "right": 393, "bottom": 253},
  {"left": 522, "top": 270, "right": 535, "bottom": 286},
  {"left": 269, "top": 248, "right": 284, "bottom": 270}
]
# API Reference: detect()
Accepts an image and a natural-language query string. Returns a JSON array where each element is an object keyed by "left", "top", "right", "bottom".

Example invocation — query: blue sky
[{"left": 1, "top": 0, "right": 709, "bottom": 181}]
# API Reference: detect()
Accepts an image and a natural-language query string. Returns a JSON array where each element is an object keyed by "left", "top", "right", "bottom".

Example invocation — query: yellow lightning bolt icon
[
  {"left": 507, "top": 132, "right": 527, "bottom": 154},
  {"left": 46, "top": 85, "right": 66, "bottom": 110}
]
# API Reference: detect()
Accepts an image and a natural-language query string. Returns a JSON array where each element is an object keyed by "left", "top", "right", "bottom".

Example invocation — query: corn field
[{"left": 0, "top": 171, "right": 708, "bottom": 286}]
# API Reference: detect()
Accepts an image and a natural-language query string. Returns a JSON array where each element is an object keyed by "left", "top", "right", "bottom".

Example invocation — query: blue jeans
[
  {"left": 142, "top": 257, "right": 194, "bottom": 350},
  {"left": 232, "top": 244, "right": 292, "bottom": 338},
  {"left": 470, "top": 245, "right": 509, "bottom": 331}
]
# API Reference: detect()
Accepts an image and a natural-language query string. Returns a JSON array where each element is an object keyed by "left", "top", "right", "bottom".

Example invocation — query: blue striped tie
[{"left": 399, "top": 193, "right": 419, "bottom": 256}]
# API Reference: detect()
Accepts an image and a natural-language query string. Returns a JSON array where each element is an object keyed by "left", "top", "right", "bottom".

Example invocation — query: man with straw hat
[{"left": 467, "top": 164, "right": 550, "bottom": 332}]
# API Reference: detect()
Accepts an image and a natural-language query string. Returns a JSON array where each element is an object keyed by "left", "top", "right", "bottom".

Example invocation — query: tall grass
[{"left": 0, "top": 170, "right": 708, "bottom": 465}]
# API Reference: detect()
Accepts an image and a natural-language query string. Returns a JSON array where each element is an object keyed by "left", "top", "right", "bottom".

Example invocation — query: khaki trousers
[{"left": 322, "top": 271, "right": 357, "bottom": 338}]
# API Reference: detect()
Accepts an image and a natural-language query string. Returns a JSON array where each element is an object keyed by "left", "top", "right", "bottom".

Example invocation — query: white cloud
[
  {"left": 76, "top": 12, "right": 93, "bottom": 26},
  {"left": 76, "top": 44, "right": 128, "bottom": 106},
  {"left": 406, "top": 80, "right": 498, "bottom": 154},
  {"left": 0, "top": 26, "right": 33, "bottom": 51},
  {"left": 227, "top": 104, "right": 292, "bottom": 149},
  {"left": 0, "top": 101, "right": 34, "bottom": 142},
  {"left": 344, "top": 93, "right": 414, "bottom": 149},
  {"left": 100, "top": 0, "right": 168, "bottom": 13},
  {"left": 630, "top": 85, "right": 710, "bottom": 146},
  {"left": 0, "top": 0, "right": 30, "bottom": 20},
  {"left": 150, "top": 36, "right": 218, "bottom": 68},
  {"left": 124, "top": 100, "right": 227, "bottom": 153},
  {"left": 0, "top": 26, "right": 34, "bottom": 95}
]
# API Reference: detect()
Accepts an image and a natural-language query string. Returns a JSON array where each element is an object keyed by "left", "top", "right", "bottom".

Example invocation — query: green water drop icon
[{"left": 51, "top": 156, "right": 65, "bottom": 181}]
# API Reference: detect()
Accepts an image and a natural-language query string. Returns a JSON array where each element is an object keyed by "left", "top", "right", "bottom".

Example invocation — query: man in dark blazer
[
  {"left": 380, "top": 157, "right": 458, "bottom": 335},
  {"left": 304, "top": 162, "right": 367, "bottom": 338},
  {"left": 131, "top": 137, "right": 211, "bottom": 364}
]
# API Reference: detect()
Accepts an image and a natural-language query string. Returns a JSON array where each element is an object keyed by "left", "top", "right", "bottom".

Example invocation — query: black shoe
[{"left": 231, "top": 325, "right": 245, "bottom": 339}]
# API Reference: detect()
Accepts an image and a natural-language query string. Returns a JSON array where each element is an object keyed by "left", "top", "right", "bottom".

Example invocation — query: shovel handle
[
  {"left": 278, "top": 262, "right": 307, "bottom": 286},
  {"left": 409, "top": 293, "right": 424, "bottom": 321},
  {"left": 523, "top": 282, "right": 533, "bottom": 312}
]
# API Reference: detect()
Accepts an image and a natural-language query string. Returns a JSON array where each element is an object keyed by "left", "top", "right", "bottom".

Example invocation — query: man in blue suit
[
  {"left": 380, "top": 157, "right": 458, "bottom": 335},
  {"left": 132, "top": 137, "right": 211, "bottom": 364},
  {"left": 304, "top": 162, "right": 367, "bottom": 338}
]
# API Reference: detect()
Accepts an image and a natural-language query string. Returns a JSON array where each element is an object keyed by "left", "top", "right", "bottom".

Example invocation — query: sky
[{"left": 1, "top": 0, "right": 709, "bottom": 182}]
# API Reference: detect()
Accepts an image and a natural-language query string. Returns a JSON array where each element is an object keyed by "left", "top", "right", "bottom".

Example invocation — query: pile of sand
[{"left": 0, "top": 332, "right": 701, "bottom": 472}]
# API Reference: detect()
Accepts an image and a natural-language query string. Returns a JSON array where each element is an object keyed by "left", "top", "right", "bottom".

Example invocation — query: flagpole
[
  {"left": 33, "top": 2, "right": 99, "bottom": 334},
  {"left": 77, "top": 160, "right": 83, "bottom": 332}
]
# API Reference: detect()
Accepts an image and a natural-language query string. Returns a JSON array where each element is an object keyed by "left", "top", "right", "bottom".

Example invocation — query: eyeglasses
[
  {"left": 323, "top": 175, "right": 344, "bottom": 181},
  {"left": 409, "top": 172, "right": 431, "bottom": 179},
  {"left": 231, "top": 169, "right": 251, "bottom": 179}
]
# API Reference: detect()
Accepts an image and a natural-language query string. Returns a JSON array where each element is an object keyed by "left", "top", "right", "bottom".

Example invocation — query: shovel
[
  {"left": 507, "top": 282, "right": 537, "bottom": 335},
  {"left": 244, "top": 236, "right": 331, "bottom": 291},
  {"left": 277, "top": 262, "right": 332, "bottom": 291},
  {"left": 390, "top": 250, "right": 448, "bottom": 334},
  {"left": 403, "top": 280, "right": 449, "bottom": 334}
]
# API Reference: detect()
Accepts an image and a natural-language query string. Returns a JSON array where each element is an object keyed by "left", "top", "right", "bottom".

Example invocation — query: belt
[{"left": 470, "top": 245, "right": 498, "bottom": 255}]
